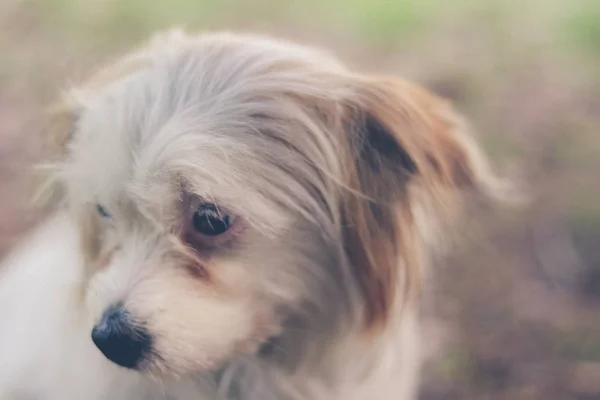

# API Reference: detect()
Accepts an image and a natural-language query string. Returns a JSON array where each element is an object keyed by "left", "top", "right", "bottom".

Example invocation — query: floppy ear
[
  {"left": 33, "top": 29, "right": 189, "bottom": 208},
  {"left": 31, "top": 99, "right": 80, "bottom": 209},
  {"left": 341, "top": 76, "right": 504, "bottom": 331}
]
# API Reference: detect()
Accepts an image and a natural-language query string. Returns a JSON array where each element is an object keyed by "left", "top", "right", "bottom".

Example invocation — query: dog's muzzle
[{"left": 91, "top": 304, "right": 152, "bottom": 369}]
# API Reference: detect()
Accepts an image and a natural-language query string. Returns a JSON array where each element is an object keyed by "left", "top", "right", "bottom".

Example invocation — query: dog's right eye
[
  {"left": 183, "top": 201, "right": 241, "bottom": 249},
  {"left": 192, "top": 204, "right": 233, "bottom": 236},
  {"left": 96, "top": 204, "right": 111, "bottom": 218}
]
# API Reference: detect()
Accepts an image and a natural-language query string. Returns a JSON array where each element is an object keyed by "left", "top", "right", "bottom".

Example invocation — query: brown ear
[{"left": 342, "top": 76, "right": 503, "bottom": 331}]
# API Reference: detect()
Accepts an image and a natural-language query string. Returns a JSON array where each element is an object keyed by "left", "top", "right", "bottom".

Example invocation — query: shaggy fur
[{"left": 0, "top": 30, "right": 504, "bottom": 400}]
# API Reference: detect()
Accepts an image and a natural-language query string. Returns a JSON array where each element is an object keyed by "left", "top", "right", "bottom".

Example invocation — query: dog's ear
[
  {"left": 341, "top": 76, "right": 503, "bottom": 331},
  {"left": 33, "top": 29, "right": 189, "bottom": 208},
  {"left": 31, "top": 99, "right": 80, "bottom": 209}
]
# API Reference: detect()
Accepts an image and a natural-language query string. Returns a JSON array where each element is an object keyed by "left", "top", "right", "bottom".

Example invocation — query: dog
[{"left": 0, "top": 30, "right": 505, "bottom": 400}]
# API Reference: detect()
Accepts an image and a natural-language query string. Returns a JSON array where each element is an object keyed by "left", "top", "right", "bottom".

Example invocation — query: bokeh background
[{"left": 1, "top": 0, "right": 599, "bottom": 398}]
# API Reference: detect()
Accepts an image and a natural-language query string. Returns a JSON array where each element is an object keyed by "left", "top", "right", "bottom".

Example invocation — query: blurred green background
[{"left": 1, "top": 0, "right": 599, "bottom": 398}]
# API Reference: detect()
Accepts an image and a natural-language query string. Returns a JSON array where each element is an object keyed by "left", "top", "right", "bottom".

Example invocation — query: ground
[{"left": 1, "top": 0, "right": 600, "bottom": 398}]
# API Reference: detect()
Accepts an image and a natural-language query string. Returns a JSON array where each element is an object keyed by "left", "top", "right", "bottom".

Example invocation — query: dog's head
[{"left": 38, "top": 31, "right": 502, "bottom": 378}]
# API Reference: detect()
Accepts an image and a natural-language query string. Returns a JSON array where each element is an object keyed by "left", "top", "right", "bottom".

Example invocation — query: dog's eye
[
  {"left": 192, "top": 204, "right": 233, "bottom": 236},
  {"left": 96, "top": 204, "right": 111, "bottom": 218}
]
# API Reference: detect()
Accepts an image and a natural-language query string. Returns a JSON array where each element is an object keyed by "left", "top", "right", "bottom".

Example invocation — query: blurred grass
[
  {"left": 438, "top": 345, "right": 476, "bottom": 385},
  {"left": 13, "top": 0, "right": 598, "bottom": 57},
  {"left": 4, "top": 0, "right": 596, "bottom": 106},
  {"left": 554, "top": 329, "right": 600, "bottom": 362},
  {"left": 563, "top": 0, "right": 600, "bottom": 63}
]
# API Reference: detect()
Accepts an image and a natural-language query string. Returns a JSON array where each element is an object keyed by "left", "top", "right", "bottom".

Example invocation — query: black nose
[{"left": 91, "top": 304, "right": 152, "bottom": 369}]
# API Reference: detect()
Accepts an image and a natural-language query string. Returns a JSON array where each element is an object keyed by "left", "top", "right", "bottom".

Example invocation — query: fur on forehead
[{"left": 37, "top": 29, "right": 505, "bottom": 331}]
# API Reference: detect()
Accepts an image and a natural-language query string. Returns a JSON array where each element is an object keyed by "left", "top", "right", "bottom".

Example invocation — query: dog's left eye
[
  {"left": 192, "top": 204, "right": 234, "bottom": 236},
  {"left": 96, "top": 204, "right": 111, "bottom": 218}
]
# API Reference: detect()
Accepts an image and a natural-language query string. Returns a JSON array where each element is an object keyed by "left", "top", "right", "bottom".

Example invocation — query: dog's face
[{"left": 41, "top": 31, "right": 499, "bottom": 378}]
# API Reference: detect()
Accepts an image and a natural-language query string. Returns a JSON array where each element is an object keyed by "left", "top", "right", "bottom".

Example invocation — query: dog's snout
[{"left": 91, "top": 304, "right": 151, "bottom": 369}]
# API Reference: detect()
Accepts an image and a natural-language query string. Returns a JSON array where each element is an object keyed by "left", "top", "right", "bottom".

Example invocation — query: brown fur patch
[
  {"left": 77, "top": 208, "right": 103, "bottom": 280},
  {"left": 342, "top": 76, "right": 491, "bottom": 331}
]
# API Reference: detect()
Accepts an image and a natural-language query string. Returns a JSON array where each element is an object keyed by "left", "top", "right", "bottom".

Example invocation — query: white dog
[{"left": 0, "top": 30, "right": 503, "bottom": 400}]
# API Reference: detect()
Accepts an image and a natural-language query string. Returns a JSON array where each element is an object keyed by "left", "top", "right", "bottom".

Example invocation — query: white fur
[
  {"left": 0, "top": 215, "right": 419, "bottom": 400},
  {"left": 0, "top": 30, "right": 496, "bottom": 400}
]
